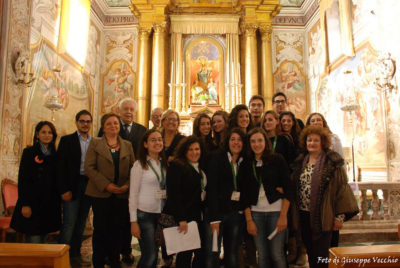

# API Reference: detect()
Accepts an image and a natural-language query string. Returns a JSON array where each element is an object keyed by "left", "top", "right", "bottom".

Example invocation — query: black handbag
[{"left": 155, "top": 213, "right": 176, "bottom": 246}]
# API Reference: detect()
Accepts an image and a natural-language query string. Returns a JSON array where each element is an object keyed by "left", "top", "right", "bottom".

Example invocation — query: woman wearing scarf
[{"left": 291, "top": 126, "right": 358, "bottom": 268}]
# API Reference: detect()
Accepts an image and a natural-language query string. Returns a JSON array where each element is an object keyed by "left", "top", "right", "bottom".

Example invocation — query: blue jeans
[
  {"left": 251, "top": 211, "right": 287, "bottom": 268},
  {"left": 137, "top": 211, "right": 160, "bottom": 268},
  {"left": 26, "top": 234, "right": 48, "bottom": 243},
  {"left": 59, "top": 177, "right": 91, "bottom": 257}
]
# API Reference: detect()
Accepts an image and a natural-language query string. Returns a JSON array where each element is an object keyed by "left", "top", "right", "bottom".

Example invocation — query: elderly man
[
  {"left": 272, "top": 91, "right": 304, "bottom": 129},
  {"left": 98, "top": 98, "right": 146, "bottom": 266},
  {"left": 150, "top": 107, "right": 163, "bottom": 130},
  {"left": 249, "top": 95, "right": 265, "bottom": 128}
]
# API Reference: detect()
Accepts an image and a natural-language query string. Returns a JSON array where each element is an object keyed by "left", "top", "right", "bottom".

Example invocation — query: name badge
[
  {"left": 155, "top": 189, "right": 167, "bottom": 199},
  {"left": 231, "top": 191, "right": 240, "bottom": 201},
  {"left": 258, "top": 187, "right": 266, "bottom": 200},
  {"left": 201, "top": 190, "right": 206, "bottom": 201}
]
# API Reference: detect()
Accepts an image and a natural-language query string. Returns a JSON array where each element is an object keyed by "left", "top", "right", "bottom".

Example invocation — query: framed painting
[
  {"left": 185, "top": 37, "right": 224, "bottom": 106},
  {"left": 100, "top": 59, "right": 135, "bottom": 114}
]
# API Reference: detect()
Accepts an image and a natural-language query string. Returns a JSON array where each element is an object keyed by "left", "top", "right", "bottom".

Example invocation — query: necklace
[{"left": 105, "top": 138, "right": 119, "bottom": 152}]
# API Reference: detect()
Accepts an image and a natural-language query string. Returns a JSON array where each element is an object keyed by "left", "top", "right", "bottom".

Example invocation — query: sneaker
[{"left": 121, "top": 254, "right": 135, "bottom": 266}]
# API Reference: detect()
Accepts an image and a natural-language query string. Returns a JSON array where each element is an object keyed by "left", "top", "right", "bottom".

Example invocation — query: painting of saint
[
  {"left": 274, "top": 61, "right": 307, "bottom": 119},
  {"left": 188, "top": 40, "right": 221, "bottom": 105},
  {"left": 101, "top": 60, "right": 135, "bottom": 113}
]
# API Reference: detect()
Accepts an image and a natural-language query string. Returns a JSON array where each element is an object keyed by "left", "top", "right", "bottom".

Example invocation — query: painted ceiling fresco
[{"left": 280, "top": 0, "right": 305, "bottom": 7}]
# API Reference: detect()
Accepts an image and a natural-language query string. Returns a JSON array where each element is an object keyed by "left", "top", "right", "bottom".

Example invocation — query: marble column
[
  {"left": 259, "top": 24, "right": 274, "bottom": 110},
  {"left": 242, "top": 23, "right": 258, "bottom": 105},
  {"left": 151, "top": 22, "right": 167, "bottom": 110},
  {"left": 136, "top": 26, "right": 152, "bottom": 126}
]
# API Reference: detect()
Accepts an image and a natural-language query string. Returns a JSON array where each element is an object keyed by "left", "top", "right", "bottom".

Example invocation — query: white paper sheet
[
  {"left": 267, "top": 227, "right": 278, "bottom": 240},
  {"left": 163, "top": 221, "right": 201, "bottom": 255}
]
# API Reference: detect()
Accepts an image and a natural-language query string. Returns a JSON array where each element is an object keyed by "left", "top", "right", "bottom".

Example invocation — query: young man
[
  {"left": 272, "top": 92, "right": 305, "bottom": 129},
  {"left": 58, "top": 110, "right": 93, "bottom": 267},
  {"left": 249, "top": 95, "right": 265, "bottom": 128}
]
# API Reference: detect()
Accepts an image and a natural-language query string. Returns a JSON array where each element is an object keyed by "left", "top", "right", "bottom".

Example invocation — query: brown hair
[
  {"left": 249, "top": 95, "right": 265, "bottom": 107},
  {"left": 228, "top": 104, "right": 253, "bottom": 132},
  {"left": 212, "top": 110, "right": 229, "bottom": 146},
  {"left": 137, "top": 129, "right": 167, "bottom": 170},
  {"left": 306, "top": 112, "right": 332, "bottom": 133},
  {"left": 246, "top": 127, "right": 273, "bottom": 163},
  {"left": 100, "top": 113, "right": 121, "bottom": 129},
  {"left": 260, "top": 110, "right": 283, "bottom": 135},
  {"left": 299, "top": 125, "right": 331, "bottom": 151}
]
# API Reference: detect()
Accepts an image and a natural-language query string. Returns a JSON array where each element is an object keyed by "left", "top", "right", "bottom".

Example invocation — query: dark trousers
[
  {"left": 300, "top": 211, "right": 332, "bottom": 268},
  {"left": 175, "top": 220, "right": 207, "bottom": 268},
  {"left": 91, "top": 196, "right": 128, "bottom": 268}
]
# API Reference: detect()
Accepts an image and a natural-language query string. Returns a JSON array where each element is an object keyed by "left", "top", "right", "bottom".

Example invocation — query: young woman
[
  {"left": 193, "top": 112, "right": 217, "bottom": 155},
  {"left": 211, "top": 110, "right": 229, "bottom": 148},
  {"left": 129, "top": 129, "right": 168, "bottom": 268},
  {"left": 162, "top": 136, "right": 208, "bottom": 268},
  {"left": 280, "top": 111, "right": 301, "bottom": 151},
  {"left": 85, "top": 113, "right": 135, "bottom": 268},
  {"left": 11, "top": 121, "right": 61, "bottom": 243},
  {"left": 228, "top": 104, "right": 253, "bottom": 134},
  {"left": 291, "top": 126, "right": 358, "bottom": 268},
  {"left": 241, "top": 128, "right": 292, "bottom": 268},
  {"left": 261, "top": 110, "right": 295, "bottom": 165},
  {"left": 161, "top": 109, "right": 185, "bottom": 162},
  {"left": 207, "top": 128, "right": 246, "bottom": 268}
]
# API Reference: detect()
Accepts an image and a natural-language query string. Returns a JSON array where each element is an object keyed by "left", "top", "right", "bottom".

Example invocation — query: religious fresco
[
  {"left": 280, "top": 0, "right": 305, "bottom": 7},
  {"left": 101, "top": 60, "right": 135, "bottom": 114},
  {"left": 316, "top": 43, "right": 386, "bottom": 169},
  {"left": 104, "top": 0, "right": 130, "bottom": 7},
  {"left": 274, "top": 61, "right": 308, "bottom": 120},
  {"left": 188, "top": 40, "right": 221, "bottom": 105},
  {"left": 26, "top": 40, "right": 93, "bottom": 143}
]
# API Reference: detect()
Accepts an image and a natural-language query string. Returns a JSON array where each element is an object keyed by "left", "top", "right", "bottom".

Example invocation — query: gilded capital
[
  {"left": 241, "top": 23, "right": 258, "bottom": 37},
  {"left": 139, "top": 26, "right": 152, "bottom": 38},
  {"left": 259, "top": 24, "right": 272, "bottom": 42},
  {"left": 153, "top": 22, "right": 168, "bottom": 33}
]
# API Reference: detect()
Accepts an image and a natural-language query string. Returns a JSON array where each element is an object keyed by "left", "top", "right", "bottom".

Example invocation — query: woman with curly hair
[
  {"left": 228, "top": 104, "right": 253, "bottom": 134},
  {"left": 291, "top": 126, "right": 358, "bottom": 268}
]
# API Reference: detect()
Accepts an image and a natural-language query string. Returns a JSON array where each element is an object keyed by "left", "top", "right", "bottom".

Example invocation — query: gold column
[
  {"left": 242, "top": 23, "right": 258, "bottom": 105},
  {"left": 175, "top": 33, "right": 183, "bottom": 112},
  {"left": 136, "top": 26, "right": 152, "bottom": 126},
  {"left": 151, "top": 22, "right": 167, "bottom": 110},
  {"left": 259, "top": 23, "right": 274, "bottom": 110}
]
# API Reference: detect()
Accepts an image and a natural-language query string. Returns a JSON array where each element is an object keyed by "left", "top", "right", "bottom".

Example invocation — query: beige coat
[
  {"left": 85, "top": 136, "right": 135, "bottom": 199},
  {"left": 291, "top": 149, "right": 359, "bottom": 236}
]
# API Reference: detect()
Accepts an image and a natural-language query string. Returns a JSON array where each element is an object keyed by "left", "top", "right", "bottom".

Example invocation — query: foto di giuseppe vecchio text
[{"left": 317, "top": 256, "right": 400, "bottom": 267}]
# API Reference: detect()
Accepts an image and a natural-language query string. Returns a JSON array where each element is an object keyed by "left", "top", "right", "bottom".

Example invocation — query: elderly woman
[
  {"left": 11, "top": 121, "right": 61, "bottom": 243},
  {"left": 85, "top": 113, "right": 135, "bottom": 268},
  {"left": 291, "top": 126, "right": 358, "bottom": 268},
  {"left": 161, "top": 109, "right": 185, "bottom": 162}
]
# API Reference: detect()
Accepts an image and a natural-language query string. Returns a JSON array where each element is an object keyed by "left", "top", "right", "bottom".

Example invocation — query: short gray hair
[
  {"left": 151, "top": 107, "right": 163, "bottom": 116},
  {"left": 119, "top": 98, "right": 137, "bottom": 112}
]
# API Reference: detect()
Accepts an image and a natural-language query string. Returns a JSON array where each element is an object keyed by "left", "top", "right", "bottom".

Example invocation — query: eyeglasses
[
  {"left": 164, "top": 118, "right": 178, "bottom": 122},
  {"left": 273, "top": 100, "right": 286, "bottom": 104},
  {"left": 78, "top": 120, "right": 92, "bottom": 124}
]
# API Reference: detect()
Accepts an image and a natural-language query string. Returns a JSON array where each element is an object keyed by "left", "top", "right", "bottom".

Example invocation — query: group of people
[{"left": 10, "top": 92, "right": 359, "bottom": 268}]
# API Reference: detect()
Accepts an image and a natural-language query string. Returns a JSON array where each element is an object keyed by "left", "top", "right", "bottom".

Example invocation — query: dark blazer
[
  {"left": 98, "top": 121, "right": 146, "bottom": 157},
  {"left": 11, "top": 144, "right": 61, "bottom": 235},
  {"left": 163, "top": 161, "right": 204, "bottom": 222},
  {"left": 164, "top": 133, "right": 185, "bottom": 159},
  {"left": 57, "top": 132, "right": 86, "bottom": 198},
  {"left": 85, "top": 136, "right": 135, "bottom": 199},
  {"left": 240, "top": 154, "right": 293, "bottom": 209},
  {"left": 270, "top": 135, "right": 296, "bottom": 166},
  {"left": 206, "top": 150, "right": 245, "bottom": 222}
]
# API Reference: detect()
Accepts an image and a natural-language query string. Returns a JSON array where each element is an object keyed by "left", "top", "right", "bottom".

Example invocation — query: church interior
[{"left": 1, "top": 0, "right": 400, "bottom": 266}]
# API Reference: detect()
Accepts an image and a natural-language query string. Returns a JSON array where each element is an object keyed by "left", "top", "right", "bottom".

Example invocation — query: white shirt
[
  {"left": 251, "top": 159, "right": 282, "bottom": 212},
  {"left": 129, "top": 157, "right": 166, "bottom": 222}
]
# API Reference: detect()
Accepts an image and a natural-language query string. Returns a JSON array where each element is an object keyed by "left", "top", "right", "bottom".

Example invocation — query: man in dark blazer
[
  {"left": 58, "top": 110, "right": 93, "bottom": 267},
  {"left": 98, "top": 98, "right": 146, "bottom": 265}
]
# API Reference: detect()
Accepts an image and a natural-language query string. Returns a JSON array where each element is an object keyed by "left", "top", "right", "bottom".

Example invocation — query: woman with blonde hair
[{"left": 160, "top": 109, "right": 185, "bottom": 162}]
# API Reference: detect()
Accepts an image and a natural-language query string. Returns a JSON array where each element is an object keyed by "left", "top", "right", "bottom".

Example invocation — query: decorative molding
[
  {"left": 241, "top": 23, "right": 258, "bottom": 37},
  {"left": 272, "top": 0, "right": 319, "bottom": 26},
  {"left": 259, "top": 24, "right": 272, "bottom": 42},
  {"left": 153, "top": 22, "right": 167, "bottom": 33},
  {"left": 92, "top": 0, "right": 137, "bottom": 26}
]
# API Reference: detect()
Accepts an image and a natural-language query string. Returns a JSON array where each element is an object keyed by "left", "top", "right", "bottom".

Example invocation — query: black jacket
[
  {"left": 11, "top": 144, "right": 61, "bottom": 235},
  {"left": 241, "top": 154, "right": 293, "bottom": 209},
  {"left": 57, "top": 132, "right": 86, "bottom": 198},
  {"left": 206, "top": 150, "right": 244, "bottom": 222},
  {"left": 164, "top": 133, "right": 185, "bottom": 159},
  {"left": 163, "top": 161, "right": 204, "bottom": 222},
  {"left": 98, "top": 121, "right": 146, "bottom": 157},
  {"left": 270, "top": 135, "right": 296, "bottom": 166}
]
